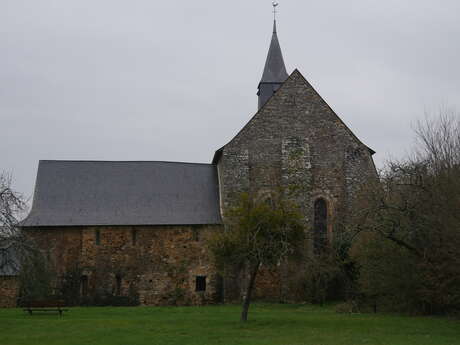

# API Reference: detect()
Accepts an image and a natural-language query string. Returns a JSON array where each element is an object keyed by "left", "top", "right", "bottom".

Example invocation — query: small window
[
  {"left": 81, "top": 275, "right": 88, "bottom": 296},
  {"left": 195, "top": 276, "right": 206, "bottom": 292},
  {"left": 95, "top": 230, "right": 101, "bottom": 245},
  {"left": 132, "top": 229, "right": 137, "bottom": 245}
]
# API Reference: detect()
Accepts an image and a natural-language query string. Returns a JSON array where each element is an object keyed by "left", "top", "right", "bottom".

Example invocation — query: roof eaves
[
  {"left": 212, "top": 147, "right": 224, "bottom": 165},
  {"left": 38, "top": 160, "right": 215, "bottom": 166}
]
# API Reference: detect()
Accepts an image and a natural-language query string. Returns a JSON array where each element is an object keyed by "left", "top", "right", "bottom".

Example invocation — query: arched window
[{"left": 313, "top": 198, "right": 328, "bottom": 254}]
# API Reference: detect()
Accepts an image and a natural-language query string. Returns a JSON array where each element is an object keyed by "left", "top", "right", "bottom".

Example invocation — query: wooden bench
[{"left": 23, "top": 300, "right": 68, "bottom": 316}]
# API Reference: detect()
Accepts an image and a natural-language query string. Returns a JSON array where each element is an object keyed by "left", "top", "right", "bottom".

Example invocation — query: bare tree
[
  {"left": 350, "top": 109, "right": 460, "bottom": 314},
  {"left": 0, "top": 172, "right": 28, "bottom": 276},
  {"left": 0, "top": 172, "right": 26, "bottom": 238},
  {"left": 0, "top": 172, "right": 59, "bottom": 303},
  {"left": 414, "top": 107, "right": 460, "bottom": 173}
]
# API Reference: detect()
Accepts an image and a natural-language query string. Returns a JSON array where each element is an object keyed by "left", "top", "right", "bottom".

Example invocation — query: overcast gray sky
[{"left": 2, "top": 0, "right": 460, "bottom": 202}]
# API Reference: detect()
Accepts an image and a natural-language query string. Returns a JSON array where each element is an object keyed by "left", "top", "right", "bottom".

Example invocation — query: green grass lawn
[{"left": 0, "top": 304, "right": 458, "bottom": 345}]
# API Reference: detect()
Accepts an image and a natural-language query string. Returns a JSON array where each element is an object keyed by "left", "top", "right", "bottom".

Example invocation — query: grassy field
[{"left": 0, "top": 304, "right": 458, "bottom": 345}]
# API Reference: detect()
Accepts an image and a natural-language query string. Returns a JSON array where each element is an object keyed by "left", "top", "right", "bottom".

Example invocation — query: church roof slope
[{"left": 21, "top": 160, "right": 222, "bottom": 227}]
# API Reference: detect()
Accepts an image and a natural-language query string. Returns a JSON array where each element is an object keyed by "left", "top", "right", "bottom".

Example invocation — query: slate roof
[
  {"left": 21, "top": 161, "right": 222, "bottom": 227},
  {"left": 259, "top": 20, "right": 288, "bottom": 85},
  {"left": 0, "top": 242, "right": 20, "bottom": 276}
]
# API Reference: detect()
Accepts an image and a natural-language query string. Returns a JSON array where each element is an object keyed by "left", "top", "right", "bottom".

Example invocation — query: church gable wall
[
  {"left": 217, "top": 70, "right": 376, "bottom": 302},
  {"left": 25, "top": 225, "right": 223, "bottom": 306},
  {"left": 218, "top": 70, "right": 376, "bottom": 223}
]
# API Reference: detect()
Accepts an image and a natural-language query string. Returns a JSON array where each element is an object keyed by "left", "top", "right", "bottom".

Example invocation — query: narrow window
[
  {"left": 313, "top": 198, "right": 328, "bottom": 254},
  {"left": 132, "top": 229, "right": 137, "bottom": 245},
  {"left": 192, "top": 228, "right": 200, "bottom": 241},
  {"left": 95, "top": 230, "right": 101, "bottom": 245},
  {"left": 195, "top": 276, "right": 206, "bottom": 292},
  {"left": 81, "top": 275, "right": 88, "bottom": 296},
  {"left": 115, "top": 274, "right": 122, "bottom": 296},
  {"left": 214, "top": 274, "right": 224, "bottom": 303}
]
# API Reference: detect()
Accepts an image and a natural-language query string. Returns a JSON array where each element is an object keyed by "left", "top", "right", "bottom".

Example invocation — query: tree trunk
[{"left": 240, "top": 261, "right": 260, "bottom": 322}]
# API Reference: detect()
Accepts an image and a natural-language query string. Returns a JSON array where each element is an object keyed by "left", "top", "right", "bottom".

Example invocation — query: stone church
[{"left": 13, "top": 18, "right": 376, "bottom": 306}]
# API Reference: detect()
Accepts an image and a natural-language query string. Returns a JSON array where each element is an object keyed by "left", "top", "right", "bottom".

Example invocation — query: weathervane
[{"left": 272, "top": 1, "right": 279, "bottom": 21}]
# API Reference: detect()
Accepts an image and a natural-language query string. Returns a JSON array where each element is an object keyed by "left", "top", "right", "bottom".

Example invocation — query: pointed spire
[
  {"left": 257, "top": 3, "right": 288, "bottom": 109},
  {"left": 260, "top": 21, "right": 288, "bottom": 85}
]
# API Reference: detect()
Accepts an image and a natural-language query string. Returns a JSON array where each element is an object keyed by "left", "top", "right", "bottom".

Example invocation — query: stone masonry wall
[
  {"left": 0, "top": 277, "right": 19, "bottom": 307},
  {"left": 217, "top": 69, "right": 377, "bottom": 302},
  {"left": 26, "top": 225, "right": 223, "bottom": 306}
]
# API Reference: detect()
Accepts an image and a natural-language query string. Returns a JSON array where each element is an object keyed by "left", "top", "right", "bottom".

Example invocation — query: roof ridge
[{"left": 39, "top": 160, "right": 215, "bottom": 166}]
